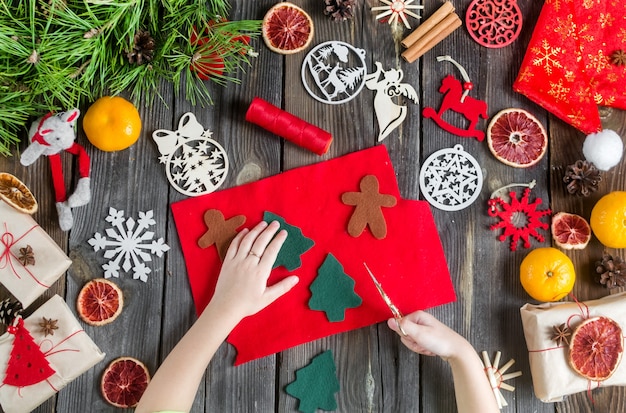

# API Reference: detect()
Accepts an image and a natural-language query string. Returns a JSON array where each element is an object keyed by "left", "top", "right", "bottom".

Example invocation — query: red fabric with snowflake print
[
  {"left": 3, "top": 318, "right": 55, "bottom": 387},
  {"left": 171, "top": 146, "right": 456, "bottom": 365},
  {"left": 513, "top": 1, "right": 626, "bottom": 134}
]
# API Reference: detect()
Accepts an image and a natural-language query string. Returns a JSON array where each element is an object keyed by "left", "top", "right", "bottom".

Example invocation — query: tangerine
[
  {"left": 590, "top": 191, "right": 626, "bottom": 249},
  {"left": 77, "top": 278, "right": 124, "bottom": 326},
  {"left": 83, "top": 96, "right": 142, "bottom": 152},
  {"left": 520, "top": 247, "right": 575, "bottom": 302}
]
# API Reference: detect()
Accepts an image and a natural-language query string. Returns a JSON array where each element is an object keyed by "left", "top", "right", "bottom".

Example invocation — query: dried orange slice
[
  {"left": 569, "top": 316, "right": 623, "bottom": 381},
  {"left": 101, "top": 357, "right": 150, "bottom": 408},
  {"left": 76, "top": 278, "right": 123, "bottom": 326},
  {"left": 262, "top": 2, "right": 314, "bottom": 54},
  {"left": 487, "top": 108, "right": 547, "bottom": 168},
  {"left": 551, "top": 212, "right": 591, "bottom": 250},
  {"left": 0, "top": 172, "right": 37, "bottom": 214}
]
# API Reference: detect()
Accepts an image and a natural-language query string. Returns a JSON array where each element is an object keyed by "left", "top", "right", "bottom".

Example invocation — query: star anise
[
  {"left": 596, "top": 253, "right": 626, "bottom": 288},
  {"left": 610, "top": 49, "right": 626, "bottom": 66},
  {"left": 563, "top": 160, "right": 601, "bottom": 197},
  {"left": 18, "top": 245, "right": 35, "bottom": 266},
  {"left": 39, "top": 317, "right": 59, "bottom": 336},
  {"left": 551, "top": 323, "right": 571, "bottom": 346}
]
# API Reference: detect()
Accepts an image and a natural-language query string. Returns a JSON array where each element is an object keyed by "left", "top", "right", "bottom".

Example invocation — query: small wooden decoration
[
  {"left": 152, "top": 112, "right": 229, "bottom": 197},
  {"left": 371, "top": 0, "right": 423, "bottom": 30},
  {"left": 423, "top": 55, "right": 488, "bottom": 141},
  {"left": 364, "top": 62, "right": 418, "bottom": 141},
  {"left": 481, "top": 351, "right": 522, "bottom": 409},
  {"left": 419, "top": 144, "right": 483, "bottom": 211},
  {"left": 301, "top": 41, "right": 367, "bottom": 105}
]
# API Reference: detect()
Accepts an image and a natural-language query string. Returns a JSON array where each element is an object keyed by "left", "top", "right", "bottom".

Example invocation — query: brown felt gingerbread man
[
  {"left": 198, "top": 210, "right": 246, "bottom": 260},
  {"left": 341, "top": 175, "right": 397, "bottom": 239}
]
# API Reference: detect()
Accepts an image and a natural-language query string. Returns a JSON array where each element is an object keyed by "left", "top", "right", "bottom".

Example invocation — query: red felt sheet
[{"left": 171, "top": 145, "right": 456, "bottom": 365}]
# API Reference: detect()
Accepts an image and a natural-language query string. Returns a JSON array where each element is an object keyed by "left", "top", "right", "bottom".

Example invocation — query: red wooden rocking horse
[{"left": 423, "top": 56, "right": 488, "bottom": 141}]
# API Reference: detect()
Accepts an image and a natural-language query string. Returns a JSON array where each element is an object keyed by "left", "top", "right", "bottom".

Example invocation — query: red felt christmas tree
[{"left": 3, "top": 318, "right": 55, "bottom": 387}]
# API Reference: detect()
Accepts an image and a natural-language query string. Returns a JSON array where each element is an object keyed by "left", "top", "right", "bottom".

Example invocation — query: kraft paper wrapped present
[
  {"left": 0, "top": 201, "right": 72, "bottom": 308},
  {"left": 0, "top": 294, "right": 105, "bottom": 413},
  {"left": 520, "top": 292, "right": 626, "bottom": 402}
]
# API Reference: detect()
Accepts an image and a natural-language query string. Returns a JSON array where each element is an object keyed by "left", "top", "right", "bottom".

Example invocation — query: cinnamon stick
[
  {"left": 401, "top": 1, "right": 455, "bottom": 48},
  {"left": 401, "top": 13, "right": 462, "bottom": 63}
]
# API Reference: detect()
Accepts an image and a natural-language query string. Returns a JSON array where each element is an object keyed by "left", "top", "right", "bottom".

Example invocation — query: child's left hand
[{"left": 210, "top": 220, "right": 299, "bottom": 321}]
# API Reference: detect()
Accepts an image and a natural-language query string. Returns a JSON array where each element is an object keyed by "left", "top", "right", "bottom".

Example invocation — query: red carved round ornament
[{"left": 465, "top": 0, "right": 522, "bottom": 48}]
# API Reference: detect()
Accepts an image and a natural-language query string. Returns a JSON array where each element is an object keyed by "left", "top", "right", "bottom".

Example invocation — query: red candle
[{"left": 245, "top": 97, "right": 333, "bottom": 156}]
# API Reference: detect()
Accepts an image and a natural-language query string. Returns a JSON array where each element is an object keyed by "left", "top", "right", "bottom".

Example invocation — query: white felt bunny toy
[{"left": 20, "top": 109, "right": 91, "bottom": 231}]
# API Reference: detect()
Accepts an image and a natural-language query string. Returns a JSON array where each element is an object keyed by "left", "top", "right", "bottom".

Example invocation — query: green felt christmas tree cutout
[
  {"left": 286, "top": 350, "right": 340, "bottom": 413},
  {"left": 264, "top": 211, "right": 314, "bottom": 271},
  {"left": 309, "top": 253, "right": 362, "bottom": 322}
]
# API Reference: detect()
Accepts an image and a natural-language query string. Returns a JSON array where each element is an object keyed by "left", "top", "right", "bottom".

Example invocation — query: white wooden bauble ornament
[{"left": 419, "top": 144, "right": 483, "bottom": 211}]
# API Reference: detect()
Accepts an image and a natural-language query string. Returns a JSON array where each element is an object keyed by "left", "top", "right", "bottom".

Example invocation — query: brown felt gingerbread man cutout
[
  {"left": 198, "top": 209, "right": 246, "bottom": 260},
  {"left": 341, "top": 175, "right": 397, "bottom": 239}
]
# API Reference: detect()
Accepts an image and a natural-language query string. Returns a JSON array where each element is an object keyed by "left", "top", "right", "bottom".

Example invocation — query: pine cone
[
  {"left": 323, "top": 0, "right": 355, "bottom": 21},
  {"left": 563, "top": 160, "right": 601, "bottom": 196},
  {"left": 0, "top": 298, "right": 23, "bottom": 326},
  {"left": 127, "top": 30, "right": 155, "bottom": 65},
  {"left": 596, "top": 253, "right": 626, "bottom": 288}
]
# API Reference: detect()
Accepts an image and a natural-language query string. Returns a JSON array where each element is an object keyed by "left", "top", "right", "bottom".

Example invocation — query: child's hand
[
  {"left": 387, "top": 310, "right": 470, "bottom": 361},
  {"left": 210, "top": 220, "right": 299, "bottom": 321}
]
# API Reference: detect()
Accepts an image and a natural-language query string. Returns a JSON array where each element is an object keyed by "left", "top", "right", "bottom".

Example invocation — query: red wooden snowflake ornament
[
  {"left": 487, "top": 185, "right": 551, "bottom": 251},
  {"left": 466, "top": 0, "right": 522, "bottom": 48}
]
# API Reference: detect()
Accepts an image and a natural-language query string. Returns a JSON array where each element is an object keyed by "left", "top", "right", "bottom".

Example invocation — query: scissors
[{"left": 363, "top": 262, "right": 407, "bottom": 336}]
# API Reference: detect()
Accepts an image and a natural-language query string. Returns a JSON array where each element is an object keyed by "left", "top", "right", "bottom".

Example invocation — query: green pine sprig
[{"left": 0, "top": 0, "right": 260, "bottom": 155}]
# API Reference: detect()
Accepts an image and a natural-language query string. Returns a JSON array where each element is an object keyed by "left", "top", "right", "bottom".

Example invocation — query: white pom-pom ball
[{"left": 582, "top": 129, "right": 624, "bottom": 171}]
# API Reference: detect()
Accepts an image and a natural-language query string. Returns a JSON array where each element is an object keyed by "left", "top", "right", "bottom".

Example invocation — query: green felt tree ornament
[
  {"left": 286, "top": 350, "right": 340, "bottom": 413},
  {"left": 309, "top": 253, "right": 362, "bottom": 322},
  {"left": 263, "top": 211, "right": 314, "bottom": 271}
]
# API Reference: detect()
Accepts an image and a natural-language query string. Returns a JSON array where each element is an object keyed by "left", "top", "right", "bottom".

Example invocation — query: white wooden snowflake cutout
[
  {"left": 419, "top": 144, "right": 483, "bottom": 211},
  {"left": 152, "top": 112, "right": 229, "bottom": 197},
  {"left": 88, "top": 208, "right": 170, "bottom": 282}
]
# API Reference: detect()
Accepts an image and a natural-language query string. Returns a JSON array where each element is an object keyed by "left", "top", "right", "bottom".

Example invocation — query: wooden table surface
[{"left": 1, "top": 1, "right": 625, "bottom": 412}]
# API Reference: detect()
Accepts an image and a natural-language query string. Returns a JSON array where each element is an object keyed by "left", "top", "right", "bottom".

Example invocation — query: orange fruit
[
  {"left": 487, "top": 108, "right": 547, "bottom": 168},
  {"left": 76, "top": 278, "right": 124, "bottom": 326},
  {"left": 568, "top": 316, "right": 623, "bottom": 381},
  {"left": 262, "top": 2, "right": 314, "bottom": 54},
  {"left": 551, "top": 212, "right": 591, "bottom": 250},
  {"left": 101, "top": 357, "right": 150, "bottom": 408},
  {"left": 590, "top": 191, "right": 626, "bottom": 248},
  {"left": 0, "top": 173, "right": 37, "bottom": 214},
  {"left": 83, "top": 96, "right": 141, "bottom": 151},
  {"left": 520, "top": 247, "right": 575, "bottom": 302}
]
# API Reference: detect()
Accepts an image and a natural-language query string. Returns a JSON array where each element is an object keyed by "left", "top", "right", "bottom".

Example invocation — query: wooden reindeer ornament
[
  {"left": 20, "top": 109, "right": 91, "bottom": 231},
  {"left": 423, "top": 55, "right": 488, "bottom": 141}
]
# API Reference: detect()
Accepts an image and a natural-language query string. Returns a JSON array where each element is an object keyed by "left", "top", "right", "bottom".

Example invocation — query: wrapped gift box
[
  {"left": 520, "top": 292, "right": 626, "bottom": 402},
  {"left": 0, "top": 201, "right": 72, "bottom": 308},
  {"left": 0, "top": 294, "right": 105, "bottom": 413}
]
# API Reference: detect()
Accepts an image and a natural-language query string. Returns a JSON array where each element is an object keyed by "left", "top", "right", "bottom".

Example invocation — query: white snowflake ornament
[
  {"left": 88, "top": 208, "right": 170, "bottom": 282},
  {"left": 152, "top": 112, "right": 229, "bottom": 197},
  {"left": 419, "top": 144, "right": 483, "bottom": 211}
]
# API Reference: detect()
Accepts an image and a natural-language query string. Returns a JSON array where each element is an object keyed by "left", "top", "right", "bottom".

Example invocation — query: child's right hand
[{"left": 387, "top": 310, "right": 471, "bottom": 361}]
